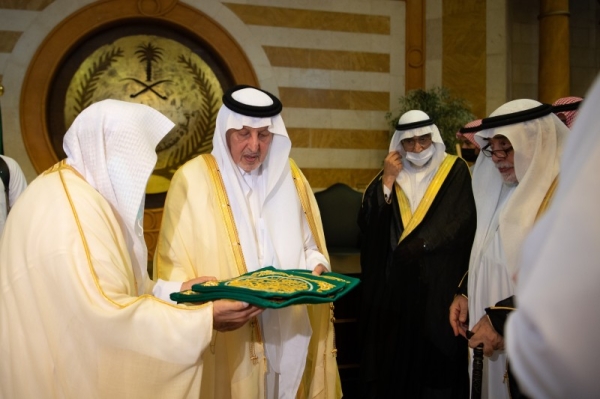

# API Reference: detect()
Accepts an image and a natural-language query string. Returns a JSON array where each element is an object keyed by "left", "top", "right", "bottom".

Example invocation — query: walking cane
[
  {"left": 467, "top": 331, "right": 484, "bottom": 399},
  {"left": 471, "top": 344, "right": 484, "bottom": 399}
]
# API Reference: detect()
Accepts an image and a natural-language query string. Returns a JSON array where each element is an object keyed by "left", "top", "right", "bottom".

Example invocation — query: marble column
[
  {"left": 538, "top": 0, "right": 570, "bottom": 103},
  {"left": 406, "top": 0, "right": 425, "bottom": 91}
]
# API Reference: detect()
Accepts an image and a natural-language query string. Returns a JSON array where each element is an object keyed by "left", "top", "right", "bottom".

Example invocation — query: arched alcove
[
  {"left": 20, "top": 0, "right": 258, "bottom": 173},
  {"left": 18, "top": 0, "right": 262, "bottom": 261}
]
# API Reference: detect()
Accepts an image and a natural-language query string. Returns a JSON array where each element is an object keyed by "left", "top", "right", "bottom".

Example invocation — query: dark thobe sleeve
[
  {"left": 357, "top": 172, "right": 401, "bottom": 280},
  {"left": 485, "top": 295, "right": 516, "bottom": 337}
]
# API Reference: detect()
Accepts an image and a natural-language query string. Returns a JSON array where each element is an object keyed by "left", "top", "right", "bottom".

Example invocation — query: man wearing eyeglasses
[
  {"left": 358, "top": 110, "right": 476, "bottom": 398},
  {"left": 449, "top": 99, "right": 570, "bottom": 399}
]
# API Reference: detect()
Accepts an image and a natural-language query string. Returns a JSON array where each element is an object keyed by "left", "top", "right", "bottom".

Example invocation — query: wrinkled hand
[
  {"left": 468, "top": 315, "right": 505, "bottom": 357},
  {"left": 180, "top": 276, "right": 217, "bottom": 292},
  {"left": 449, "top": 295, "right": 469, "bottom": 338},
  {"left": 383, "top": 151, "right": 403, "bottom": 189},
  {"left": 312, "top": 264, "right": 328, "bottom": 276},
  {"left": 213, "top": 300, "right": 264, "bottom": 332}
]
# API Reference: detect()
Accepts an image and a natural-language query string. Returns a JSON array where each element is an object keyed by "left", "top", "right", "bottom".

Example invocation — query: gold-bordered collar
[{"left": 396, "top": 155, "right": 458, "bottom": 243}]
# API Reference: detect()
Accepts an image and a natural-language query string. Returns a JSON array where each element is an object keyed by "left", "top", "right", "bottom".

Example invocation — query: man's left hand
[
  {"left": 312, "top": 264, "right": 328, "bottom": 276},
  {"left": 468, "top": 315, "right": 505, "bottom": 357}
]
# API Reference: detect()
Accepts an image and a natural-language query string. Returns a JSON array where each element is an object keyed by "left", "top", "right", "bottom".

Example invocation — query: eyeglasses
[
  {"left": 401, "top": 135, "right": 432, "bottom": 150},
  {"left": 481, "top": 145, "right": 513, "bottom": 159}
]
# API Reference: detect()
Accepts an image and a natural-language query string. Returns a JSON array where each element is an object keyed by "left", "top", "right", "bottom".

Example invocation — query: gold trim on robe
[
  {"left": 56, "top": 160, "right": 203, "bottom": 310},
  {"left": 535, "top": 176, "right": 559, "bottom": 221},
  {"left": 396, "top": 155, "right": 458, "bottom": 243},
  {"left": 289, "top": 158, "right": 341, "bottom": 399},
  {"left": 203, "top": 154, "right": 249, "bottom": 276},
  {"left": 290, "top": 158, "right": 323, "bottom": 254},
  {"left": 201, "top": 155, "right": 341, "bottom": 398},
  {"left": 201, "top": 154, "right": 263, "bottom": 365},
  {"left": 2, "top": 161, "right": 212, "bottom": 398}
]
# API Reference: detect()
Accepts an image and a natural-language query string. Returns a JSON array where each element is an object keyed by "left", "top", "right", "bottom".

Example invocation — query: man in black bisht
[{"left": 358, "top": 110, "right": 476, "bottom": 398}]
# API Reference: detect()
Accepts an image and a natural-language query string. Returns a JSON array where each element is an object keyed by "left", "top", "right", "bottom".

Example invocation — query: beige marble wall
[
  {"left": 509, "top": 0, "right": 540, "bottom": 101},
  {"left": 1, "top": 0, "right": 597, "bottom": 191},
  {"left": 425, "top": 0, "right": 443, "bottom": 89},
  {"left": 507, "top": 0, "right": 599, "bottom": 103},
  {"left": 486, "top": 0, "right": 508, "bottom": 116},
  {"left": 0, "top": 0, "right": 95, "bottom": 180},
  {"left": 0, "top": 0, "right": 403, "bottom": 190},
  {"left": 442, "top": 0, "right": 487, "bottom": 119}
]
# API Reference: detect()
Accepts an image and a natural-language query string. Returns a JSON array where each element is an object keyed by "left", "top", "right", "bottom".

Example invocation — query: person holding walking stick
[{"left": 449, "top": 99, "right": 569, "bottom": 399}]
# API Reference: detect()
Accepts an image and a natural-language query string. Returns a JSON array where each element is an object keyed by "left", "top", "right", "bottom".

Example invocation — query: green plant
[{"left": 386, "top": 87, "right": 475, "bottom": 155}]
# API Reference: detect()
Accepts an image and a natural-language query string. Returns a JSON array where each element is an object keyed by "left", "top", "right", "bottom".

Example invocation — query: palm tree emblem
[{"left": 123, "top": 42, "right": 171, "bottom": 99}]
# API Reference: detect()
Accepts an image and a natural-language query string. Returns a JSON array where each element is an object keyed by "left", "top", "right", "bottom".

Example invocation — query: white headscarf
[
  {"left": 211, "top": 87, "right": 307, "bottom": 272},
  {"left": 211, "top": 87, "right": 312, "bottom": 396},
  {"left": 469, "top": 99, "right": 570, "bottom": 281},
  {"left": 63, "top": 99, "right": 175, "bottom": 293},
  {"left": 389, "top": 110, "right": 447, "bottom": 211}
]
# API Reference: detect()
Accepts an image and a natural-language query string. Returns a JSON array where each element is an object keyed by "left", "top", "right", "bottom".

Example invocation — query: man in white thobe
[
  {"left": 154, "top": 85, "right": 341, "bottom": 399},
  {"left": 0, "top": 99, "right": 261, "bottom": 398},
  {"left": 506, "top": 76, "right": 600, "bottom": 398},
  {"left": 449, "top": 99, "right": 569, "bottom": 399}
]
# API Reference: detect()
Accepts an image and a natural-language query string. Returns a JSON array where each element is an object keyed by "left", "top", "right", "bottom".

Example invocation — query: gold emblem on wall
[
  {"left": 20, "top": 0, "right": 259, "bottom": 262},
  {"left": 64, "top": 35, "right": 223, "bottom": 194}
]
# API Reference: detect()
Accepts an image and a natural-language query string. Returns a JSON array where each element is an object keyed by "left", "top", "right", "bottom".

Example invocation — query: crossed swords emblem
[
  {"left": 123, "top": 77, "right": 172, "bottom": 100},
  {"left": 121, "top": 42, "right": 173, "bottom": 100}
]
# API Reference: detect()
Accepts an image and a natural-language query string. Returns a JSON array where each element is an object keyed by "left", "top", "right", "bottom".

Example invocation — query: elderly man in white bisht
[
  {"left": 154, "top": 85, "right": 341, "bottom": 399},
  {"left": 0, "top": 100, "right": 262, "bottom": 398},
  {"left": 449, "top": 99, "right": 570, "bottom": 398}
]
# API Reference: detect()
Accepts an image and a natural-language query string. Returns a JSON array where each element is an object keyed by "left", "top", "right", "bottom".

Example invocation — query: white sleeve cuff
[
  {"left": 383, "top": 184, "right": 392, "bottom": 198},
  {"left": 152, "top": 279, "right": 184, "bottom": 304},
  {"left": 306, "top": 251, "right": 331, "bottom": 272}
]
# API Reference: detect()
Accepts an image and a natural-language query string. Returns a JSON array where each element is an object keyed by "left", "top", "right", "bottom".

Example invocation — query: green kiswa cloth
[{"left": 170, "top": 266, "right": 360, "bottom": 308}]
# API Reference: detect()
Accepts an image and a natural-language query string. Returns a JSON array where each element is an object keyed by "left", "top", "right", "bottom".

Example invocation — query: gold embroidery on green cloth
[
  {"left": 398, "top": 155, "right": 458, "bottom": 243},
  {"left": 178, "top": 267, "right": 359, "bottom": 305},
  {"left": 228, "top": 274, "right": 311, "bottom": 293},
  {"left": 201, "top": 269, "right": 337, "bottom": 294}
]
